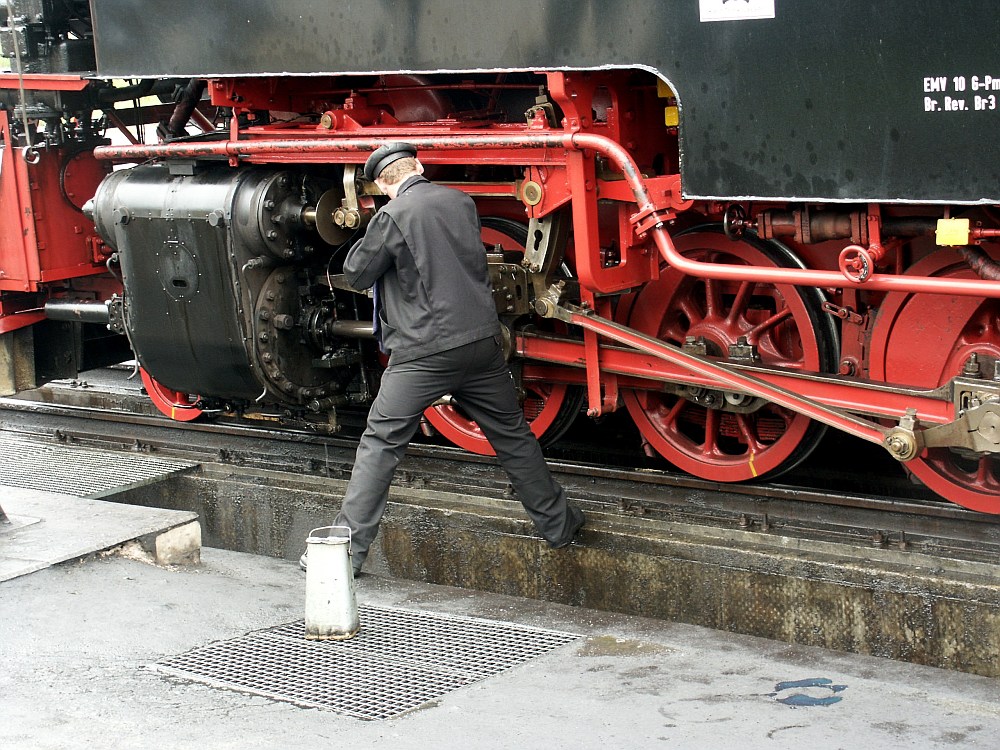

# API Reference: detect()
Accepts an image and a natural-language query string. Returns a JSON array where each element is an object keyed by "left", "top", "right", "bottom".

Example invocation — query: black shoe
[{"left": 551, "top": 504, "right": 585, "bottom": 549}]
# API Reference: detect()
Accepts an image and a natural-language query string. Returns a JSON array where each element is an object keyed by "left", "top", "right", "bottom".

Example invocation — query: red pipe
[
  {"left": 93, "top": 132, "right": 1000, "bottom": 298},
  {"left": 190, "top": 108, "right": 216, "bottom": 133},
  {"left": 94, "top": 133, "right": 567, "bottom": 160},
  {"left": 569, "top": 133, "right": 1000, "bottom": 299},
  {"left": 102, "top": 110, "right": 140, "bottom": 146}
]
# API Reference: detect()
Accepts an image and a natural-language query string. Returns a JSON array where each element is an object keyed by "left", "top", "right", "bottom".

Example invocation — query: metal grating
[
  {"left": 0, "top": 437, "right": 196, "bottom": 498},
  {"left": 154, "top": 604, "right": 581, "bottom": 720}
]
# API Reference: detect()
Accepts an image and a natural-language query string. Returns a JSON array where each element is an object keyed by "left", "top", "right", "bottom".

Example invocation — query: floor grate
[
  {"left": 154, "top": 604, "right": 581, "bottom": 720},
  {"left": 0, "top": 437, "right": 196, "bottom": 498}
]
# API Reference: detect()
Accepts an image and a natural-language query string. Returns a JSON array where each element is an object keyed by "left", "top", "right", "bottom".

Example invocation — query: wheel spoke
[
  {"left": 745, "top": 307, "right": 793, "bottom": 340},
  {"left": 677, "top": 295, "right": 703, "bottom": 329},
  {"left": 734, "top": 413, "right": 765, "bottom": 453},
  {"left": 661, "top": 319, "right": 689, "bottom": 346},
  {"left": 725, "top": 280, "right": 755, "bottom": 326},
  {"left": 735, "top": 414, "right": 771, "bottom": 476},
  {"left": 704, "top": 277, "right": 722, "bottom": 319},
  {"left": 976, "top": 457, "right": 1000, "bottom": 492},
  {"left": 662, "top": 396, "right": 686, "bottom": 430},
  {"left": 702, "top": 408, "right": 719, "bottom": 455}
]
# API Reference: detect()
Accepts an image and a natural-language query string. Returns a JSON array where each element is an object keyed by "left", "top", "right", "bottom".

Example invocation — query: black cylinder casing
[{"left": 89, "top": 164, "right": 343, "bottom": 405}]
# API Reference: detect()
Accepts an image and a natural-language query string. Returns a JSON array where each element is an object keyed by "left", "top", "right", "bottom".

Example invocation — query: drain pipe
[
  {"left": 959, "top": 246, "right": 1000, "bottom": 281},
  {"left": 162, "top": 79, "right": 209, "bottom": 139}
]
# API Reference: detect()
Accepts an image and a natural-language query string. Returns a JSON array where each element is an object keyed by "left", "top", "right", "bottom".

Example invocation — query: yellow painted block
[
  {"left": 657, "top": 79, "right": 675, "bottom": 98},
  {"left": 935, "top": 218, "right": 971, "bottom": 246}
]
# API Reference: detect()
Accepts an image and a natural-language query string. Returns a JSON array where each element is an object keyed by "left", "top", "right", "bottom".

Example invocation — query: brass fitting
[{"left": 884, "top": 409, "right": 921, "bottom": 462}]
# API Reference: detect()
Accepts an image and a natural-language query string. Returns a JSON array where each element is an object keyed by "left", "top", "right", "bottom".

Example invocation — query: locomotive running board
[{"left": 533, "top": 284, "right": 922, "bottom": 463}]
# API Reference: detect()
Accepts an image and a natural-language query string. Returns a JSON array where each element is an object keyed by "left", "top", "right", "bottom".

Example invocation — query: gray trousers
[{"left": 335, "top": 335, "right": 575, "bottom": 570}]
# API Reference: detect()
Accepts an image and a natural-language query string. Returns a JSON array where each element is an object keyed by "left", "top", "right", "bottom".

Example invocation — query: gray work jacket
[{"left": 343, "top": 175, "right": 501, "bottom": 364}]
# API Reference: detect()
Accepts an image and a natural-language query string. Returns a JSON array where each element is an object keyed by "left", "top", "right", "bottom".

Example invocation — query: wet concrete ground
[{"left": 3, "top": 544, "right": 999, "bottom": 750}]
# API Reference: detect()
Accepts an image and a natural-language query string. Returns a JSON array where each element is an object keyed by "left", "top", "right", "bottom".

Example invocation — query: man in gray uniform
[{"left": 306, "top": 141, "right": 584, "bottom": 575}]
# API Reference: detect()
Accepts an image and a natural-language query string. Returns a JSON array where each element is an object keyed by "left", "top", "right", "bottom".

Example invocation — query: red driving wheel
[
  {"left": 869, "top": 249, "right": 1000, "bottom": 512},
  {"left": 422, "top": 216, "right": 582, "bottom": 455},
  {"left": 140, "top": 367, "right": 204, "bottom": 422},
  {"left": 424, "top": 381, "right": 574, "bottom": 456},
  {"left": 620, "top": 228, "right": 836, "bottom": 481}
]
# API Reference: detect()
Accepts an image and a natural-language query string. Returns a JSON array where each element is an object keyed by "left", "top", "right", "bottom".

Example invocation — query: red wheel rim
[
  {"left": 424, "top": 381, "right": 571, "bottom": 456},
  {"left": 140, "top": 368, "right": 203, "bottom": 422},
  {"left": 621, "top": 231, "right": 826, "bottom": 482},
  {"left": 870, "top": 251, "right": 1000, "bottom": 512},
  {"left": 907, "top": 448, "right": 1000, "bottom": 512}
]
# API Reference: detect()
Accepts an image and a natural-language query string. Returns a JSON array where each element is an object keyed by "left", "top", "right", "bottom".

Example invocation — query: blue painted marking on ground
[
  {"left": 775, "top": 677, "right": 833, "bottom": 691},
  {"left": 770, "top": 677, "right": 848, "bottom": 707},
  {"left": 777, "top": 693, "right": 843, "bottom": 707}
]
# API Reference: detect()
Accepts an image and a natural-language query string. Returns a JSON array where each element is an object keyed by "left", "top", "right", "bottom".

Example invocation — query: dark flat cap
[{"left": 363, "top": 142, "right": 418, "bottom": 181}]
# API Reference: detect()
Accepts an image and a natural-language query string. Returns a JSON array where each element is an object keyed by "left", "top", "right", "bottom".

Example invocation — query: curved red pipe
[
  {"left": 569, "top": 133, "right": 1000, "bottom": 299},
  {"left": 94, "top": 132, "right": 1000, "bottom": 298}
]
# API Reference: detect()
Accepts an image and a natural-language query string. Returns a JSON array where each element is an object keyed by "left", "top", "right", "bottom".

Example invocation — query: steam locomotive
[{"left": 3, "top": 1, "right": 1000, "bottom": 512}]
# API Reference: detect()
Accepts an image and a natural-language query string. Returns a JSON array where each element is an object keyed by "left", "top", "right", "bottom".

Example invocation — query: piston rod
[
  {"left": 325, "top": 320, "right": 375, "bottom": 338},
  {"left": 44, "top": 300, "right": 111, "bottom": 325}
]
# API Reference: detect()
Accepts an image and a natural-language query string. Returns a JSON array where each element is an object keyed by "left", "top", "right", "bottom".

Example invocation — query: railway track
[{"left": 3, "top": 369, "right": 1000, "bottom": 572}]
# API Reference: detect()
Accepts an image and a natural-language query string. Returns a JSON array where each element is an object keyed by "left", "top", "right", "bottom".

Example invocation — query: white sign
[{"left": 700, "top": 0, "right": 776, "bottom": 22}]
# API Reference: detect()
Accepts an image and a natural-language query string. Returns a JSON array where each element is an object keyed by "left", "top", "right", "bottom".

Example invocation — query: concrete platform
[
  {"left": 1, "top": 546, "right": 998, "bottom": 749},
  {"left": 0, "top": 430, "right": 202, "bottom": 579},
  {"left": 0, "top": 486, "right": 201, "bottom": 580}
]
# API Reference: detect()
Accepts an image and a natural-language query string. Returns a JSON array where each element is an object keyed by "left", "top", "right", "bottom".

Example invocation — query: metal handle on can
[{"left": 307, "top": 525, "right": 352, "bottom": 556}]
